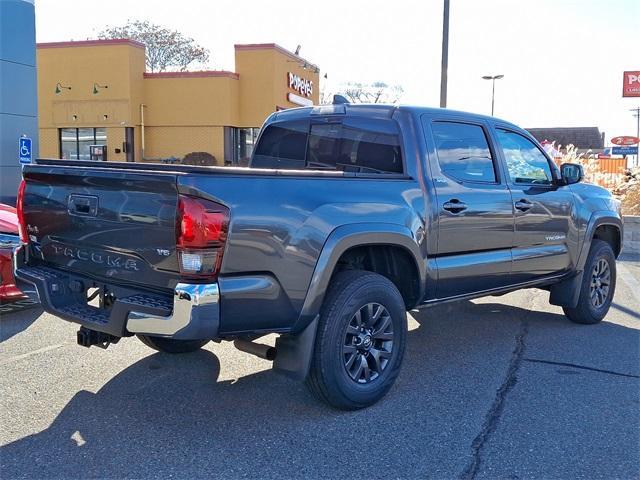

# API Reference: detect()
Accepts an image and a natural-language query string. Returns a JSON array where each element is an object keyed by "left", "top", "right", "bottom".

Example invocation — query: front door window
[{"left": 496, "top": 129, "right": 554, "bottom": 185}]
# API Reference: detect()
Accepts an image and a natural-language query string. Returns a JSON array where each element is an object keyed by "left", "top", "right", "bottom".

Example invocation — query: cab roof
[{"left": 268, "top": 103, "right": 522, "bottom": 132}]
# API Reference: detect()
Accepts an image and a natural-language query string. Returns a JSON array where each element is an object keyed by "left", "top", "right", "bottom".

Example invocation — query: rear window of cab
[{"left": 252, "top": 117, "right": 404, "bottom": 174}]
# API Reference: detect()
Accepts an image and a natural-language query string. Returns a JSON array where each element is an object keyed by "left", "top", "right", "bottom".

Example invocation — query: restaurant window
[
  {"left": 224, "top": 127, "right": 260, "bottom": 166},
  {"left": 238, "top": 127, "right": 260, "bottom": 163},
  {"left": 59, "top": 127, "right": 107, "bottom": 160}
]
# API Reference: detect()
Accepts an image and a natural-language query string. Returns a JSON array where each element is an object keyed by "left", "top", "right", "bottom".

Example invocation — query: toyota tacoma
[{"left": 15, "top": 102, "right": 623, "bottom": 409}]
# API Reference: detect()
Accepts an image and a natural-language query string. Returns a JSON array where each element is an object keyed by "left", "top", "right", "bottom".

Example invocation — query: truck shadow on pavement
[
  {"left": 0, "top": 304, "right": 43, "bottom": 342},
  {"left": 1, "top": 299, "right": 638, "bottom": 479}
]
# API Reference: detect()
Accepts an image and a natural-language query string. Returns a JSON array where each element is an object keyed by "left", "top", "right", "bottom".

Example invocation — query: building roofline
[
  {"left": 234, "top": 43, "right": 319, "bottom": 70},
  {"left": 37, "top": 38, "right": 145, "bottom": 49},
  {"left": 143, "top": 71, "right": 239, "bottom": 80}
]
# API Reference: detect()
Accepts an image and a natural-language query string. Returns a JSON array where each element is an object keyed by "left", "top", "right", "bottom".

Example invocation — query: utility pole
[
  {"left": 631, "top": 107, "right": 640, "bottom": 167},
  {"left": 440, "top": 0, "right": 450, "bottom": 108}
]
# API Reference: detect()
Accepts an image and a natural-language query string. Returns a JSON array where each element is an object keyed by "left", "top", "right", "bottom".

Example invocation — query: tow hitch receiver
[{"left": 77, "top": 327, "right": 120, "bottom": 349}]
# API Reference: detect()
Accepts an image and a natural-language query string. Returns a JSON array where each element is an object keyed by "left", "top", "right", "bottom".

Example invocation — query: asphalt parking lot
[{"left": 1, "top": 257, "right": 639, "bottom": 479}]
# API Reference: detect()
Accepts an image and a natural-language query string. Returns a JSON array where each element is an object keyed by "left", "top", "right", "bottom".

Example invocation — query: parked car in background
[{"left": 0, "top": 204, "right": 26, "bottom": 303}]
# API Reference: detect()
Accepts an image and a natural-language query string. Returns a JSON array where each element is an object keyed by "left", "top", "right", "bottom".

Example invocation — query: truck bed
[{"left": 20, "top": 158, "right": 418, "bottom": 335}]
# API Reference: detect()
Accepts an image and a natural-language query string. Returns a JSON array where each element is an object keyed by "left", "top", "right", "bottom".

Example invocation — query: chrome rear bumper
[{"left": 127, "top": 283, "right": 220, "bottom": 337}]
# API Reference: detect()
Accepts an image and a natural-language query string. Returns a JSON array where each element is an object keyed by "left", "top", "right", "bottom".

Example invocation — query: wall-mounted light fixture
[
  {"left": 93, "top": 83, "right": 108, "bottom": 95},
  {"left": 55, "top": 82, "right": 71, "bottom": 94},
  {"left": 287, "top": 59, "right": 320, "bottom": 74}
]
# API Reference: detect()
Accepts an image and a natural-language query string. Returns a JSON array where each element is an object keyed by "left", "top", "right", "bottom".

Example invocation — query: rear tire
[
  {"left": 306, "top": 270, "right": 407, "bottom": 410},
  {"left": 563, "top": 239, "right": 616, "bottom": 325},
  {"left": 136, "top": 334, "right": 208, "bottom": 353}
]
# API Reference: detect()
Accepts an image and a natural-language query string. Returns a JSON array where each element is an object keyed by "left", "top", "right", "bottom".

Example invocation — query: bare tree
[
  {"left": 319, "top": 88, "right": 335, "bottom": 105},
  {"left": 98, "top": 20, "right": 210, "bottom": 72},
  {"left": 341, "top": 82, "right": 404, "bottom": 104}
]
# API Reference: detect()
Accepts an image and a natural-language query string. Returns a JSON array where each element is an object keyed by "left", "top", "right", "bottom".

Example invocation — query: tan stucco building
[{"left": 37, "top": 40, "right": 320, "bottom": 164}]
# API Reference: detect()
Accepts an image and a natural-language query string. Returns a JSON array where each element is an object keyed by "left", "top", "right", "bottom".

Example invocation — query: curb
[{"left": 623, "top": 216, "right": 640, "bottom": 255}]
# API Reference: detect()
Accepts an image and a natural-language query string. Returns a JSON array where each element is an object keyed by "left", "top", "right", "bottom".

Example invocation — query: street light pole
[
  {"left": 440, "top": 0, "right": 450, "bottom": 108},
  {"left": 482, "top": 74, "right": 504, "bottom": 116}
]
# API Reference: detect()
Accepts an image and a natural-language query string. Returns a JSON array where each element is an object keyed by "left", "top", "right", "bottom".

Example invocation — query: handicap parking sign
[{"left": 19, "top": 137, "right": 32, "bottom": 164}]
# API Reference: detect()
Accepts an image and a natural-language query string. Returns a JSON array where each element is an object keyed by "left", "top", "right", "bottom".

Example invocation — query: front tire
[
  {"left": 137, "top": 334, "right": 209, "bottom": 353},
  {"left": 306, "top": 270, "right": 407, "bottom": 410},
  {"left": 563, "top": 239, "right": 616, "bottom": 325}
]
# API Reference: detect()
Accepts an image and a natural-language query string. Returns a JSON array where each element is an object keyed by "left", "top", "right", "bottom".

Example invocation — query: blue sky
[{"left": 35, "top": 0, "right": 639, "bottom": 144}]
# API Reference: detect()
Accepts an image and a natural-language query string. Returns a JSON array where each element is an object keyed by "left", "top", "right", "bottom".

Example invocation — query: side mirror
[{"left": 560, "top": 163, "right": 584, "bottom": 185}]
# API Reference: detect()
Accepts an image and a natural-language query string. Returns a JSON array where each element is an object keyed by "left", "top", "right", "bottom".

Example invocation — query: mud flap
[
  {"left": 273, "top": 315, "right": 318, "bottom": 381},
  {"left": 549, "top": 271, "right": 584, "bottom": 308}
]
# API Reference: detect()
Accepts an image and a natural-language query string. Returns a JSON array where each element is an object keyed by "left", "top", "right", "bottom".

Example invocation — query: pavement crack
[
  {"left": 523, "top": 358, "right": 639, "bottom": 379},
  {"left": 459, "top": 318, "right": 529, "bottom": 480}
]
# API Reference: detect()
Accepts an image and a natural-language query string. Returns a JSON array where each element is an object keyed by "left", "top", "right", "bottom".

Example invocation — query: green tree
[{"left": 98, "top": 20, "right": 210, "bottom": 72}]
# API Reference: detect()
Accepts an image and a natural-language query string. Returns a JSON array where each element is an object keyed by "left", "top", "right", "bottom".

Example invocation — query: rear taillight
[
  {"left": 176, "top": 195, "right": 229, "bottom": 280},
  {"left": 16, "top": 180, "right": 28, "bottom": 244}
]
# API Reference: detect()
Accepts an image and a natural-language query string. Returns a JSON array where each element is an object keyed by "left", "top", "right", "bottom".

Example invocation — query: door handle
[
  {"left": 443, "top": 199, "right": 467, "bottom": 213},
  {"left": 514, "top": 199, "right": 533, "bottom": 212}
]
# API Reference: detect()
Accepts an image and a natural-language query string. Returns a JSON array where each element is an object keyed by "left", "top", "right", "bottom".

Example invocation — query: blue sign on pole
[
  {"left": 19, "top": 137, "right": 32, "bottom": 164},
  {"left": 611, "top": 146, "right": 638, "bottom": 156}
]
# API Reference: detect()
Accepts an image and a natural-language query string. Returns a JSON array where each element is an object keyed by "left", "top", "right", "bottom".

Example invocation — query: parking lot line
[{"left": 0, "top": 343, "right": 65, "bottom": 366}]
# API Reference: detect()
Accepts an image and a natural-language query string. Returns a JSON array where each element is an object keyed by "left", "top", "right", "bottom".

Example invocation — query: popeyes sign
[
  {"left": 623, "top": 71, "right": 640, "bottom": 97},
  {"left": 288, "top": 72, "right": 313, "bottom": 97}
]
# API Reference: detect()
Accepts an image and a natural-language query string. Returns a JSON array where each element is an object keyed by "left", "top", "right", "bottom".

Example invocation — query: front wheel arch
[
  {"left": 593, "top": 224, "right": 621, "bottom": 257},
  {"left": 577, "top": 213, "right": 622, "bottom": 271}
]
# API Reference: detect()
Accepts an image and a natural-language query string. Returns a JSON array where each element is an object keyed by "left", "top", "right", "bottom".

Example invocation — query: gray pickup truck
[{"left": 15, "top": 102, "right": 623, "bottom": 409}]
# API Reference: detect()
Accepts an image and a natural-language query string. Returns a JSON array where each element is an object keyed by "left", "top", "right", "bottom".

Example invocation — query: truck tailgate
[{"left": 22, "top": 165, "right": 180, "bottom": 292}]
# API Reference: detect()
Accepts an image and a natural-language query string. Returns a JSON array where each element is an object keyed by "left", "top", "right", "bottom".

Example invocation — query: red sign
[
  {"left": 623, "top": 71, "right": 640, "bottom": 97},
  {"left": 611, "top": 136, "right": 640, "bottom": 146}
]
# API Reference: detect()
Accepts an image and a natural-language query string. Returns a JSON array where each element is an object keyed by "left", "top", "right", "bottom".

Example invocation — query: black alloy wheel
[
  {"left": 343, "top": 302, "right": 394, "bottom": 384},
  {"left": 589, "top": 258, "right": 611, "bottom": 309}
]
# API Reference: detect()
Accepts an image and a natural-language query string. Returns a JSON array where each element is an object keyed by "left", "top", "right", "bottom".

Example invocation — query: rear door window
[
  {"left": 306, "top": 123, "right": 342, "bottom": 169},
  {"left": 334, "top": 117, "right": 403, "bottom": 174},
  {"left": 252, "top": 120, "right": 308, "bottom": 169},
  {"left": 431, "top": 121, "right": 497, "bottom": 183},
  {"left": 252, "top": 117, "right": 403, "bottom": 174}
]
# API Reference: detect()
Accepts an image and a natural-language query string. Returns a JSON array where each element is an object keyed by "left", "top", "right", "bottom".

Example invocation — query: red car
[{"left": 0, "top": 204, "right": 26, "bottom": 303}]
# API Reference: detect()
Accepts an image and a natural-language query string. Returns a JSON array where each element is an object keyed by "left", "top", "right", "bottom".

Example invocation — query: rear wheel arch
[
  {"left": 333, "top": 244, "right": 421, "bottom": 309},
  {"left": 296, "top": 224, "right": 426, "bottom": 332}
]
